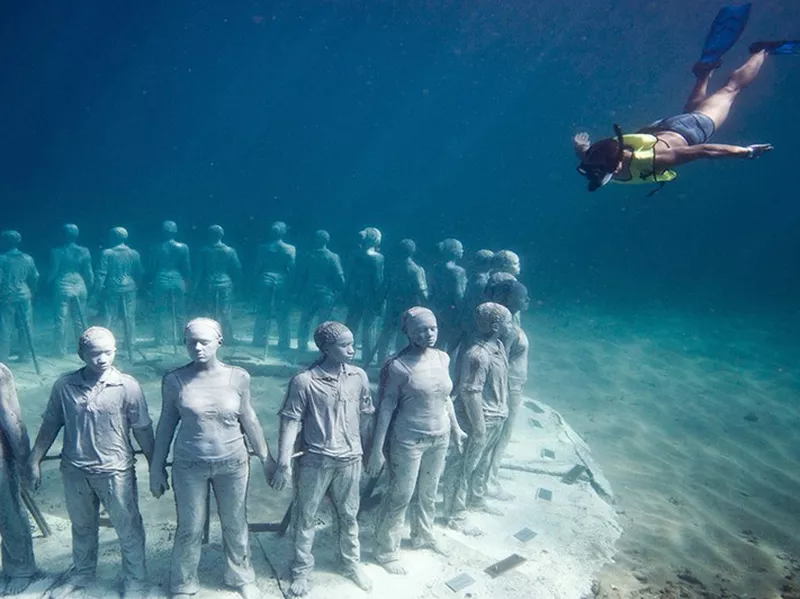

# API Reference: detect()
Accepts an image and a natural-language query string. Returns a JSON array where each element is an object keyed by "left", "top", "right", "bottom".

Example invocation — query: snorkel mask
[{"left": 577, "top": 124, "right": 625, "bottom": 192}]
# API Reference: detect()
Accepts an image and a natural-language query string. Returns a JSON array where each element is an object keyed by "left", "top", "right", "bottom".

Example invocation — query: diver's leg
[
  {"left": 695, "top": 50, "right": 767, "bottom": 128},
  {"left": 685, "top": 62, "right": 718, "bottom": 112}
]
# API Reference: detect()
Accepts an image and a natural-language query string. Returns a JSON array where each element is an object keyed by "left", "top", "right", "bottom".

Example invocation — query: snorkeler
[{"left": 574, "top": 3, "right": 799, "bottom": 193}]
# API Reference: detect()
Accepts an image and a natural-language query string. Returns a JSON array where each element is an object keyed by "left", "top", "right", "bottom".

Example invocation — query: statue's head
[
  {"left": 63, "top": 223, "right": 80, "bottom": 242},
  {"left": 493, "top": 249, "right": 521, "bottom": 277},
  {"left": 437, "top": 238, "right": 463, "bottom": 260},
  {"left": 313, "top": 321, "right": 355, "bottom": 365},
  {"left": 359, "top": 227, "right": 382, "bottom": 249},
  {"left": 270, "top": 221, "right": 288, "bottom": 240},
  {"left": 1, "top": 229, "right": 22, "bottom": 250},
  {"left": 472, "top": 249, "right": 495, "bottom": 272},
  {"left": 162, "top": 220, "right": 178, "bottom": 240},
  {"left": 398, "top": 238, "right": 416, "bottom": 258},
  {"left": 208, "top": 224, "right": 225, "bottom": 242},
  {"left": 485, "top": 279, "right": 529, "bottom": 315},
  {"left": 314, "top": 229, "right": 330, "bottom": 248},
  {"left": 474, "top": 302, "right": 513, "bottom": 337},
  {"left": 78, "top": 327, "right": 117, "bottom": 373},
  {"left": 109, "top": 227, "right": 128, "bottom": 245}
]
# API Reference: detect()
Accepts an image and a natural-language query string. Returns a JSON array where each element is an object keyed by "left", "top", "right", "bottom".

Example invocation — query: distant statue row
[
  {"left": 0, "top": 291, "right": 528, "bottom": 597},
  {"left": 0, "top": 222, "right": 522, "bottom": 368}
]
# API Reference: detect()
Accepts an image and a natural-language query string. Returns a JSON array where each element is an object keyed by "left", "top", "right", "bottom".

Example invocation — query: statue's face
[
  {"left": 406, "top": 312, "right": 438, "bottom": 348},
  {"left": 323, "top": 331, "right": 355, "bottom": 364},
  {"left": 509, "top": 287, "right": 530, "bottom": 313},
  {"left": 80, "top": 336, "right": 117, "bottom": 374},
  {"left": 185, "top": 324, "right": 222, "bottom": 364},
  {"left": 508, "top": 256, "right": 521, "bottom": 277}
]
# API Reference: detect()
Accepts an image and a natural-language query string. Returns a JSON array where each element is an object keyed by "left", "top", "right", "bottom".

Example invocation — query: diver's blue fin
[
  {"left": 749, "top": 40, "right": 800, "bottom": 55},
  {"left": 699, "top": 3, "right": 752, "bottom": 65}
]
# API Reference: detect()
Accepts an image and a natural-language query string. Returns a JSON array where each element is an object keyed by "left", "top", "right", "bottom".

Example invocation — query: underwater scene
[{"left": 1, "top": 1, "right": 799, "bottom": 598}]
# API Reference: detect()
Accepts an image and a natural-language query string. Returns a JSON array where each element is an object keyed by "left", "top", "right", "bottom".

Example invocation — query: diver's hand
[
  {"left": 745, "top": 143, "right": 773, "bottom": 158},
  {"left": 573, "top": 132, "right": 591, "bottom": 158}
]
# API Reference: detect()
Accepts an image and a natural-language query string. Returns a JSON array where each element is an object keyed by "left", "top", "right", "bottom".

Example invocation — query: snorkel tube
[{"left": 577, "top": 124, "right": 626, "bottom": 192}]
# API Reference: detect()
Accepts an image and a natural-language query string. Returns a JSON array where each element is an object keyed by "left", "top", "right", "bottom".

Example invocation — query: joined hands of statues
[
  {"left": 25, "top": 459, "right": 42, "bottom": 492},
  {"left": 261, "top": 452, "right": 279, "bottom": 484},
  {"left": 149, "top": 468, "right": 170, "bottom": 498},
  {"left": 269, "top": 464, "right": 292, "bottom": 491}
]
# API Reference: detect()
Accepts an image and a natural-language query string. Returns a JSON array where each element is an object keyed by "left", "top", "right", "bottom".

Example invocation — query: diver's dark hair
[{"left": 584, "top": 138, "right": 621, "bottom": 171}]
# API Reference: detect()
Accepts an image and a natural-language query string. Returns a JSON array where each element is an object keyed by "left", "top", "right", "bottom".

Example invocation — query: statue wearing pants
[
  {"left": 28, "top": 327, "right": 154, "bottom": 598},
  {"left": 271, "top": 321, "right": 374, "bottom": 597}
]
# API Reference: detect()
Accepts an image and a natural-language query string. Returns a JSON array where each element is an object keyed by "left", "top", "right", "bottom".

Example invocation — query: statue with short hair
[
  {"left": 344, "top": 227, "right": 384, "bottom": 366},
  {"left": 483, "top": 280, "right": 530, "bottom": 500},
  {"left": 0, "top": 230, "right": 40, "bottom": 363},
  {"left": 429, "top": 238, "right": 467, "bottom": 353},
  {"left": 48, "top": 224, "right": 94, "bottom": 356},
  {"left": 150, "top": 318, "right": 272, "bottom": 599},
  {"left": 0, "top": 363, "right": 38, "bottom": 594},
  {"left": 95, "top": 227, "right": 144, "bottom": 357},
  {"left": 456, "top": 249, "right": 495, "bottom": 350},
  {"left": 441, "top": 302, "right": 512, "bottom": 534},
  {"left": 252, "top": 221, "right": 296, "bottom": 352},
  {"left": 149, "top": 220, "right": 191, "bottom": 348},
  {"left": 195, "top": 225, "right": 242, "bottom": 342},
  {"left": 28, "top": 327, "right": 154, "bottom": 598},
  {"left": 373, "top": 239, "right": 428, "bottom": 365},
  {"left": 367, "top": 307, "right": 466, "bottom": 574},
  {"left": 271, "top": 321, "right": 374, "bottom": 596},
  {"left": 486, "top": 249, "right": 521, "bottom": 290},
  {"left": 295, "top": 230, "right": 345, "bottom": 352}
]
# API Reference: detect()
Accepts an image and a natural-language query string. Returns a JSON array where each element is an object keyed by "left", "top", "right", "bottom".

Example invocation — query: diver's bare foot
[
  {"left": 289, "top": 577, "right": 309, "bottom": 596},
  {"left": 692, "top": 60, "right": 720, "bottom": 78},
  {"left": 344, "top": 566, "right": 373, "bottom": 592},
  {"left": 379, "top": 560, "right": 407, "bottom": 575},
  {"left": 238, "top": 582, "right": 261, "bottom": 599}
]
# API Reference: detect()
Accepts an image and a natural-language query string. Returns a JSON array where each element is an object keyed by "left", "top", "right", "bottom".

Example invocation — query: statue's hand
[
  {"left": 366, "top": 451, "right": 385, "bottom": 478},
  {"left": 270, "top": 465, "right": 292, "bottom": 491},
  {"left": 261, "top": 453, "right": 278, "bottom": 484},
  {"left": 25, "top": 460, "right": 41, "bottom": 492},
  {"left": 149, "top": 468, "right": 170, "bottom": 498},
  {"left": 453, "top": 428, "right": 468, "bottom": 454}
]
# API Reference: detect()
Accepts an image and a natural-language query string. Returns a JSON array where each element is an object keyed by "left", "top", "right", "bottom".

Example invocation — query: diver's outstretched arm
[{"left": 656, "top": 142, "right": 772, "bottom": 167}]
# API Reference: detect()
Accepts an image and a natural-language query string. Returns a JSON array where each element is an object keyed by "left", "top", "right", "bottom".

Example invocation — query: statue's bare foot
[
  {"left": 289, "top": 577, "right": 309, "bottom": 597},
  {"left": 447, "top": 518, "right": 484, "bottom": 537},
  {"left": 486, "top": 486, "right": 516, "bottom": 502},
  {"left": 238, "top": 582, "right": 261, "bottom": 599},
  {"left": 468, "top": 500, "right": 504, "bottom": 516},
  {"left": 379, "top": 560, "right": 407, "bottom": 575},
  {"left": 345, "top": 566, "right": 373, "bottom": 592},
  {"left": 410, "top": 535, "right": 448, "bottom": 556},
  {"left": 5, "top": 574, "right": 38, "bottom": 595}
]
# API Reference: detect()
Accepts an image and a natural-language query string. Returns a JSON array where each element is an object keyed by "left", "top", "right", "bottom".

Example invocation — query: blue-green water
[
  {"left": 2, "top": 1, "right": 800, "bottom": 597},
  {"left": 2, "top": 0, "right": 798, "bottom": 310}
]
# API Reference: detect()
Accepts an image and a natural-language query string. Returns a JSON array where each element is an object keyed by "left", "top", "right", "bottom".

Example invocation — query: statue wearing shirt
[
  {"left": 149, "top": 318, "right": 272, "bottom": 599},
  {"left": 367, "top": 307, "right": 466, "bottom": 575},
  {"left": 0, "top": 230, "right": 40, "bottom": 363},
  {"left": 440, "top": 303, "right": 512, "bottom": 535},
  {"left": 48, "top": 224, "right": 94, "bottom": 356},
  {"left": 27, "top": 327, "right": 154, "bottom": 598},
  {"left": 271, "top": 321, "right": 374, "bottom": 597}
]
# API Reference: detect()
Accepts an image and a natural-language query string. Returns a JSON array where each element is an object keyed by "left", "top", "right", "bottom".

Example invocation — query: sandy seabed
[{"left": 3, "top": 301, "right": 799, "bottom": 599}]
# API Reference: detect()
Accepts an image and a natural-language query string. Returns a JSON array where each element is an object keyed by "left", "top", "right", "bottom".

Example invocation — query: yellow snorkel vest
[{"left": 613, "top": 134, "right": 678, "bottom": 185}]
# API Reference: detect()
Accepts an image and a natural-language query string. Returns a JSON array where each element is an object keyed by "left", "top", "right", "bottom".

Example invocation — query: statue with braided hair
[{"left": 272, "top": 321, "right": 374, "bottom": 596}]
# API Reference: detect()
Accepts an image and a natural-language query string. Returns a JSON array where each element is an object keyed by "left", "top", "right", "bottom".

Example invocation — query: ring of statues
[{"left": 0, "top": 221, "right": 534, "bottom": 598}]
